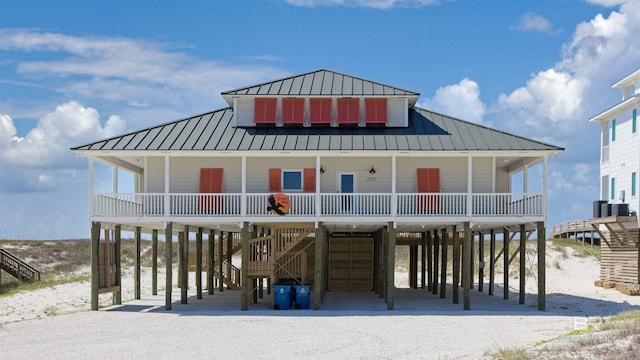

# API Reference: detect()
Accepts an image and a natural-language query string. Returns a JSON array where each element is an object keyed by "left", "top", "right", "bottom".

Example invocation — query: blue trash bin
[
  {"left": 294, "top": 284, "right": 312, "bottom": 309},
  {"left": 274, "top": 284, "right": 293, "bottom": 310}
]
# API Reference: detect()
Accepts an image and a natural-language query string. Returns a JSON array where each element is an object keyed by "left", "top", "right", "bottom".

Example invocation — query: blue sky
[{"left": 1, "top": 0, "right": 639, "bottom": 239}]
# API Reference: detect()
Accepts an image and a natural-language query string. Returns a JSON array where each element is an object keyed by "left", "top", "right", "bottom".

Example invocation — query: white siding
[
  {"left": 607, "top": 109, "right": 639, "bottom": 206},
  {"left": 147, "top": 157, "right": 165, "bottom": 192},
  {"left": 495, "top": 167, "right": 510, "bottom": 193},
  {"left": 320, "top": 157, "right": 392, "bottom": 193},
  {"left": 472, "top": 157, "right": 492, "bottom": 192},
  {"left": 246, "top": 157, "right": 316, "bottom": 192}
]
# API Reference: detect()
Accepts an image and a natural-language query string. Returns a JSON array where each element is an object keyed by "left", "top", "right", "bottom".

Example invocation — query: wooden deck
[{"left": 550, "top": 219, "right": 598, "bottom": 245}]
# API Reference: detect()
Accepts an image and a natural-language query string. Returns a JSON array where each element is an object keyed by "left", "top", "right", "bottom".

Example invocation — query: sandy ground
[{"left": 0, "top": 242, "right": 639, "bottom": 359}]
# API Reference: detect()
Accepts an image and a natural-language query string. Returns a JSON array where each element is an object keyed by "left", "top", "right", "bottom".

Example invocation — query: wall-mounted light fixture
[
  {"left": 320, "top": 166, "right": 325, "bottom": 174},
  {"left": 369, "top": 166, "right": 376, "bottom": 174}
]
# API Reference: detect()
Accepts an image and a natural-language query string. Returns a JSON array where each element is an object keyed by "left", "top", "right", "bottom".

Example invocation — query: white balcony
[{"left": 92, "top": 192, "right": 544, "bottom": 220}]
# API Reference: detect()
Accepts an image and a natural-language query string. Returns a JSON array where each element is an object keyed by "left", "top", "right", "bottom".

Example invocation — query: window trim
[
  {"left": 611, "top": 177, "right": 616, "bottom": 200},
  {"left": 612, "top": 118, "right": 616, "bottom": 141},
  {"left": 633, "top": 172, "right": 637, "bottom": 197}
]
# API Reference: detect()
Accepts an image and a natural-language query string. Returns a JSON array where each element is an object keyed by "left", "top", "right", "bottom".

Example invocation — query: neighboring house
[
  {"left": 72, "top": 69, "right": 563, "bottom": 312},
  {"left": 590, "top": 68, "right": 640, "bottom": 291}
]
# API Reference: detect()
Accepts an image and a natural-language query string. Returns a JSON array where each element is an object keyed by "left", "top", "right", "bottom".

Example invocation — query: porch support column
[
  {"left": 409, "top": 245, "right": 415, "bottom": 288},
  {"left": 135, "top": 226, "right": 141, "bottom": 300},
  {"left": 478, "top": 231, "right": 484, "bottom": 293},
  {"left": 241, "top": 156, "right": 247, "bottom": 217},
  {"left": 316, "top": 156, "right": 321, "bottom": 217},
  {"left": 386, "top": 222, "right": 396, "bottom": 310},
  {"left": 218, "top": 231, "right": 224, "bottom": 292},
  {"left": 227, "top": 232, "right": 233, "bottom": 265},
  {"left": 421, "top": 232, "right": 426, "bottom": 289},
  {"left": 377, "top": 230, "right": 384, "bottom": 298},
  {"left": 152, "top": 229, "right": 158, "bottom": 296},
  {"left": 439, "top": 229, "right": 448, "bottom": 298},
  {"left": 208, "top": 229, "right": 215, "bottom": 295},
  {"left": 90, "top": 221, "right": 100, "bottom": 311},
  {"left": 426, "top": 231, "right": 432, "bottom": 291},
  {"left": 196, "top": 227, "right": 203, "bottom": 300},
  {"left": 462, "top": 222, "right": 472, "bottom": 310},
  {"left": 180, "top": 227, "right": 189, "bottom": 305},
  {"left": 241, "top": 222, "right": 250, "bottom": 310},
  {"left": 452, "top": 225, "right": 460, "bottom": 304},
  {"left": 165, "top": 222, "right": 173, "bottom": 310},
  {"left": 519, "top": 224, "right": 526, "bottom": 305},
  {"left": 467, "top": 155, "right": 473, "bottom": 216},
  {"left": 391, "top": 155, "right": 397, "bottom": 216},
  {"left": 537, "top": 221, "right": 546, "bottom": 310},
  {"left": 313, "top": 222, "right": 324, "bottom": 310},
  {"left": 432, "top": 230, "right": 439, "bottom": 295},
  {"left": 384, "top": 228, "right": 389, "bottom": 302},
  {"left": 489, "top": 229, "right": 495, "bottom": 296},
  {"left": 115, "top": 225, "right": 122, "bottom": 305},
  {"left": 503, "top": 228, "right": 510, "bottom": 300}
]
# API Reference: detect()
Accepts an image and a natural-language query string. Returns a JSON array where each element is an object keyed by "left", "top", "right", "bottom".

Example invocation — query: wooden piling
[
  {"left": 152, "top": 229, "right": 158, "bottom": 296},
  {"left": 165, "top": 222, "right": 173, "bottom": 310},
  {"left": 421, "top": 232, "right": 427, "bottom": 289},
  {"left": 489, "top": 229, "right": 495, "bottom": 296},
  {"left": 196, "top": 227, "right": 203, "bottom": 300},
  {"left": 241, "top": 223, "right": 249, "bottom": 310},
  {"left": 440, "top": 229, "right": 448, "bottom": 298},
  {"left": 463, "top": 222, "right": 471, "bottom": 310},
  {"left": 115, "top": 225, "right": 122, "bottom": 304},
  {"left": 478, "top": 231, "right": 484, "bottom": 293},
  {"left": 503, "top": 228, "right": 509, "bottom": 300},
  {"left": 426, "top": 231, "right": 433, "bottom": 291},
  {"left": 135, "top": 227, "right": 141, "bottom": 300},
  {"left": 387, "top": 222, "right": 396, "bottom": 310},
  {"left": 537, "top": 222, "right": 546, "bottom": 310},
  {"left": 314, "top": 222, "right": 324, "bottom": 310},
  {"left": 452, "top": 225, "right": 460, "bottom": 304},
  {"left": 218, "top": 231, "right": 224, "bottom": 292},
  {"left": 519, "top": 224, "right": 526, "bottom": 305},
  {"left": 208, "top": 230, "right": 214, "bottom": 295},
  {"left": 432, "top": 230, "right": 439, "bottom": 295},
  {"left": 90, "top": 222, "right": 100, "bottom": 311}
]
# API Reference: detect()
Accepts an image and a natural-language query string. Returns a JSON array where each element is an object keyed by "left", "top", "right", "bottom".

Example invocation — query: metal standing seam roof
[
  {"left": 71, "top": 106, "right": 564, "bottom": 153},
  {"left": 220, "top": 69, "right": 420, "bottom": 106}
]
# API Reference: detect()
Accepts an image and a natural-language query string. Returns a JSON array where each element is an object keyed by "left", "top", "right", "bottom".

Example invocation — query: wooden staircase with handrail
[
  {"left": 187, "top": 232, "right": 243, "bottom": 289},
  {"left": 0, "top": 248, "right": 41, "bottom": 282}
]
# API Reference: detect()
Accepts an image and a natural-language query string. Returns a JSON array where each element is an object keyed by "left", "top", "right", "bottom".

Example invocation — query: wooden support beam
[
  {"left": 90, "top": 222, "right": 100, "bottom": 311},
  {"left": 537, "top": 222, "right": 546, "bottom": 311},
  {"left": 227, "top": 231, "right": 233, "bottom": 264},
  {"left": 426, "top": 231, "right": 433, "bottom": 291},
  {"left": 432, "top": 230, "right": 439, "bottom": 295},
  {"left": 180, "top": 227, "right": 188, "bottom": 305},
  {"left": 452, "top": 225, "right": 460, "bottom": 304},
  {"left": 590, "top": 224, "right": 610, "bottom": 247},
  {"left": 115, "top": 225, "right": 122, "bottom": 304},
  {"left": 387, "top": 222, "right": 396, "bottom": 310},
  {"left": 135, "top": 227, "right": 141, "bottom": 300},
  {"left": 462, "top": 222, "right": 471, "bottom": 310},
  {"left": 208, "top": 230, "right": 214, "bottom": 295},
  {"left": 421, "top": 232, "right": 427, "bottom": 289},
  {"left": 165, "top": 222, "right": 173, "bottom": 310},
  {"left": 241, "top": 223, "right": 249, "bottom": 310},
  {"left": 519, "top": 224, "right": 526, "bottom": 305},
  {"left": 503, "top": 228, "right": 509, "bottom": 300},
  {"left": 489, "top": 229, "right": 495, "bottom": 296},
  {"left": 196, "top": 227, "right": 203, "bottom": 300},
  {"left": 152, "top": 229, "right": 158, "bottom": 296},
  {"left": 218, "top": 231, "right": 224, "bottom": 292},
  {"left": 470, "top": 232, "right": 475, "bottom": 289},
  {"left": 440, "top": 229, "right": 448, "bottom": 298},
  {"left": 378, "top": 230, "right": 385, "bottom": 298},
  {"left": 314, "top": 222, "right": 324, "bottom": 310},
  {"left": 478, "top": 231, "right": 484, "bottom": 292}
]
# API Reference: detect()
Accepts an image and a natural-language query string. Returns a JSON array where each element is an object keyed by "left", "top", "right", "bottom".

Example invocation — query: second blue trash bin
[
  {"left": 294, "top": 284, "right": 312, "bottom": 309},
  {"left": 274, "top": 284, "right": 293, "bottom": 310}
]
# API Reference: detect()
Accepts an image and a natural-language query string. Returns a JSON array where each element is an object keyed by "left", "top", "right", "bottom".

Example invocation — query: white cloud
[
  {"left": 284, "top": 0, "right": 439, "bottom": 9},
  {"left": 0, "top": 29, "right": 288, "bottom": 123},
  {"left": 511, "top": 13, "right": 556, "bottom": 34},
  {"left": 0, "top": 101, "right": 125, "bottom": 170},
  {"left": 419, "top": 78, "right": 486, "bottom": 123},
  {"left": 585, "top": 0, "right": 628, "bottom": 6}
]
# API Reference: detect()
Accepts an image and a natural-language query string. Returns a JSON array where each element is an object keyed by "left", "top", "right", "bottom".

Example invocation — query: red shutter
[
  {"left": 199, "top": 168, "right": 223, "bottom": 212},
  {"left": 254, "top": 98, "right": 277, "bottom": 124},
  {"left": 303, "top": 168, "right": 316, "bottom": 192},
  {"left": 365, "top": 98, "right": 388, "bottom": 124},
  {"left": 269, "top": 168, "right": 281, "bottom": 192},
  {"left": 417, "top": 168, "right": 440, "bottom": 212},
  {"left": 337, "top": 98, "right": 359, "bottom": 124},
  {"left": 310, "top": 98, "right": 332, "bottom": 124},
  {"left": 282, "top": 98, "right": 304, "bottom": 125}
]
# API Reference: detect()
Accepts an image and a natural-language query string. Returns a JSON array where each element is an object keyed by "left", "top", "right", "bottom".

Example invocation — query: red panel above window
[
  {"left": 337, "top": 98, "right": 359, "bottom": 124},
  {"left": 282, "top": 98, "right": 305, "bottom": 125},
  {"left": 254, "top": 98, "right": 277, "bottom": 124},
  {"left": 309, "top": 98, "right": 332, "bottom": 124},
  {"left": 365, "top": 98, "right": 388, "bottom": 124}
]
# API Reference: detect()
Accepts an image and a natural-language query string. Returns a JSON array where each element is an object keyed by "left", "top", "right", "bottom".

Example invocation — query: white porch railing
[{"left": 93, "top": 192, "right": 544, "bottom": 218}]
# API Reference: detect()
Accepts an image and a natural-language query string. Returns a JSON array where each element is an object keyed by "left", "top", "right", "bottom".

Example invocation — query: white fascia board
[
  {"left": 590, "top": 94, "right": 639, "bottom": 122},
  {"left": 611, "top": 69, "right": 640, "bottom": 89}
]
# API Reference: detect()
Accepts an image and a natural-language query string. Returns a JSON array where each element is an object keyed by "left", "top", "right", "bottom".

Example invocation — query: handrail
[{"left": 0, "top": 248, "right": 41, "bottom": 281}]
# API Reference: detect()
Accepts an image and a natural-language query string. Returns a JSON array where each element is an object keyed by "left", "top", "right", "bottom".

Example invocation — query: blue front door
[{"left": 339, "top": 172, "right": 356, "bottom": 212}]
